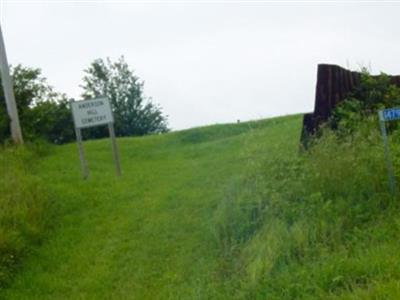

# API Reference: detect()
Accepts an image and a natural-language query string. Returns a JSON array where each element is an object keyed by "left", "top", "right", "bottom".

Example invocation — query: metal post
[
  {"left": 108, "top": 122, "right": 121, "bottom": 177},
  {"left": 75, "top": 127, "right": 89, "bottom": 179},
  {"left": 379, "top": 111, "right": 396, "bottom": 195},
  {"left": 0, "top": 23, "right": 23, "bottom": 144}
]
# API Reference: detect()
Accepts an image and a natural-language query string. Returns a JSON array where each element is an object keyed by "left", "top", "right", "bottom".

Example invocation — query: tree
[
  {"left": 26, "top": 97, "right": 74, "bottom": 144},
  {"left": 0, "top": 65, "right": 74, "bottom": 144},
  {"left": 80, "top": 56, "right": 168, "bottom": 138}
]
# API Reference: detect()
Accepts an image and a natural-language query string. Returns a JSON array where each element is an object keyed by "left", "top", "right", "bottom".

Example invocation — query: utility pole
[{"left": 0, "top": 22, "right": 23, "bottom": 144}]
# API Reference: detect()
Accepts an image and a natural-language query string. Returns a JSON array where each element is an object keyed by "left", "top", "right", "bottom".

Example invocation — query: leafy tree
[
  {"left": 80, "top": 56, "right": 168, "bottom": 138},
  {"left": 26, "top": 97, "right": 74, "bottom": 144},
  {"left": 0, "top": 65, "right": 74, "bottom": 144}
]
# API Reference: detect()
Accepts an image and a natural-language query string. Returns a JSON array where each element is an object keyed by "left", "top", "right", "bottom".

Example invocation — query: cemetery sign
[{"left": 70, "top": 97, "right": 121, "bottom": 179}]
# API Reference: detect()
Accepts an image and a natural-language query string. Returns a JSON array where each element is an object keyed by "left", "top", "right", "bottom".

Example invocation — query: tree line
[{"left": 0, "top": 56, "right": 169, "bottom": 144}]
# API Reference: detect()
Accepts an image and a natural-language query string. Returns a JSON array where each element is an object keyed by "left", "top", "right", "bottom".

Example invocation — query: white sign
[{"left": 71, "top": 97, "right": 113, "bottom": 129}]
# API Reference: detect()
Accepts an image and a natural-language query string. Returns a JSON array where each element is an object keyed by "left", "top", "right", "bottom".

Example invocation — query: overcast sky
[{"left": 1, "top": 1, "right": 400, "bottom": 130}]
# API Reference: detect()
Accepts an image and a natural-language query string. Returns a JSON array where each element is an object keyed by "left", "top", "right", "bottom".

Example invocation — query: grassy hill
[{"left": 1, "top": 114, "right": 400, "bottom": 299}]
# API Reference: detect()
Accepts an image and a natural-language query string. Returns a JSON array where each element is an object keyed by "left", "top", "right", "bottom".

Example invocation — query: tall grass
[
  {"left": 214, "top": 117, "right": 400, "bottom": 299},
  {"left": 0, "top": 143, "right": 53, "bottom": 288}
]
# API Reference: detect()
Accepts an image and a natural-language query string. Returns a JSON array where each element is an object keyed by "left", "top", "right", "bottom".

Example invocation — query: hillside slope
[
  {"left": 3, "top": 114, "right": 400, "bottom": 300},
  {"left": 1, "top": 115, "right": 300, "bottom": 299}
]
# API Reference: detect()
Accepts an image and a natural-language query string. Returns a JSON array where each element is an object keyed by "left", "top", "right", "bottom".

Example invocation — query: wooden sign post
[
  {"left": 74, "top": 125, "right": 89, "bottom": 179},
  {"left": 108, "top": 122, "right": 121, "bottom": 177},
  {"left": 70, "top": 97, "right": 121, "bottom": 179}
]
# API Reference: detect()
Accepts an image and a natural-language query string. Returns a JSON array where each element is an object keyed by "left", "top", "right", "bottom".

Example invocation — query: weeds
[{"left": 214, "top": 117, "right": 400, "bottom": 298}]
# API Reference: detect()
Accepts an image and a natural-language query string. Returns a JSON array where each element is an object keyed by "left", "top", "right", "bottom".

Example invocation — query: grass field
[
  {"left": 1, "top": 115, "right": 299, "bottom": 299},
  {"left": 2, "top": 114, "right": 400, "bottom": 299}
]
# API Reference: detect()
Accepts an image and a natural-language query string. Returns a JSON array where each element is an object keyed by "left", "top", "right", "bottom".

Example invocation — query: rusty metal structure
[{"left": 301, "top": 64, "right": 400, "bottom": 145}]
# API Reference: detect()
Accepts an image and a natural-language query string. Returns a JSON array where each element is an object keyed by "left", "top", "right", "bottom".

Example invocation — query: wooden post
[
  {"left": 75, "top": 127, "right": 89, "bottom": 179},
  {"left": 379, "top": 111, "right": 396, "bottom": 195},
  {"left": 0, "top": 23, "right": 23, "bottom": 144},
  {"left": 108, "top": 122, "right": 121, "bottom": 177}
]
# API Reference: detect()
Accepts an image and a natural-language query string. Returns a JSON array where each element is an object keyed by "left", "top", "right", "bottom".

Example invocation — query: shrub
[{"left": 331, "top": 70, "right": 400, "bottom": 135}]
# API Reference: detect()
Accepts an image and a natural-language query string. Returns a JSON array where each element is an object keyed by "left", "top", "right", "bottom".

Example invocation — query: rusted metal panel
[{"left": 301, "top": 64, "right": 400, "bottom": 146}]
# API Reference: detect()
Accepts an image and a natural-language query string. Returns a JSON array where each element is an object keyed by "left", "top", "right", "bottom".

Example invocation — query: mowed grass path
[{"left": 2, "top": 116, "right": 301, "bottom": 299}]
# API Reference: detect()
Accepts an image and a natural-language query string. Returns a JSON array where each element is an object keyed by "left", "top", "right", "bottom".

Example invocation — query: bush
[
  {"left": 331, "top": 70, "right": 400, "bottom": 135},
  {"left": 0, "top": 65, "right": 75, "bottom": 144}
]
